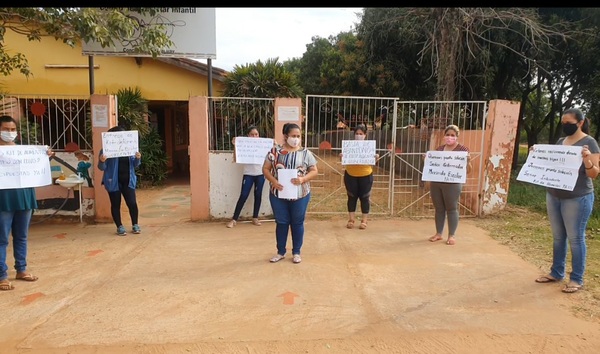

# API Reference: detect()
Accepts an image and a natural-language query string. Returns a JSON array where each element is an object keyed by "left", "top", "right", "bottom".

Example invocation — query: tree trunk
[{"left": 434, "top": 8, "right": 460, "bottom": 102}]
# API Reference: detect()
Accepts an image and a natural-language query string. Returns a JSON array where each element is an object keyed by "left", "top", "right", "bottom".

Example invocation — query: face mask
[
  {"left": 0, "top": 131, "right": 17, "bottom": 143},
  {"left": 444, "top": 136, "right": 457, "bottom": 145},
  {"left": 562, "top": 122, "right": 579, "bottom": 136},
  {"left": 287, "top": 137, "right": 301, "bottom": 147},
  {"left": 355, "top": 134, "right": 365, "bottom": 140}
]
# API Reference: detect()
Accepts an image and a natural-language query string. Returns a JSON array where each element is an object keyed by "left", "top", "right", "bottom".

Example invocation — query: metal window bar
[{"left": 208, "top": 97, "right": 275, "bottom": 152}]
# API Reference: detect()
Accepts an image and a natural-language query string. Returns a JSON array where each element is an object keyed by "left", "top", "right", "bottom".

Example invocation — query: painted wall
[
  {"left": 481, "top": 99, "right": 521, "bottom": 215},
  {"left": 3, "top": 31, "right": 225, "bottom": 99},
  {"left": 209, "top": 153, "right": 273, "bottom": 218}
]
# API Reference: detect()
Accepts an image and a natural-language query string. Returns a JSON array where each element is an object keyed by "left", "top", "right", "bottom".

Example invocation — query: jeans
[
  {"left": 269, "top": 192, "right": 311, "bottom": 256},
  {"left": 0, "top": 210, "right": 33, "bottom": 280},
  {"left": 232, "top": 174, "right": 266, "bottom": 220},
  {"left": 546, "top": 192, "right": 594, "bottom": 285}
]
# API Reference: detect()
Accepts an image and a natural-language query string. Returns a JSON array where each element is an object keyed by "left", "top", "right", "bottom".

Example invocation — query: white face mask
[
  {"left": 287, "top": 137, "right": 301, "bottom": 147},
  {"left": 355, "top": 134, "right": 365, "bottom": 140},
  {"left": 0, "top": 131, "right": 17, "bottom": 143}
]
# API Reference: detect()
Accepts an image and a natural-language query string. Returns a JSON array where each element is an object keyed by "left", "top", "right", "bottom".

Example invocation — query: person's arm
[
  {"left": 97, "top": 150, "right": 107, "bottom": 171},
  {"left": 263, "top": 158, "right": 283, "bottom": 191},
  {"left": 582, "top": 144, "right": 600, "bottom": 179},
  {"left": 132, "top": 152, "right": 142, "bottom": 168},
  {"left": 299, "top": 165, "right": 318, "bottom": 184}
]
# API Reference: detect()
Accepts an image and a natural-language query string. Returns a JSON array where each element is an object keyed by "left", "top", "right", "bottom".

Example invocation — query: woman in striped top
[
  {"left": 428, "top": 124, "right": 471, "bottom": 245},
  {"left": 263, "top": 123, "right": 318, "bottom": 264}
]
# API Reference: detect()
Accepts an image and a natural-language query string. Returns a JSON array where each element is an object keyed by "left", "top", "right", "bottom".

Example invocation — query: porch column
[
  {"left": 189, "top": 96, "right": 210, "bottom": 221},
  {"left": 274, "top": 98, "right": 303, "bottom": 144},
  {"left": 91, "top": 94, "right": 118, "bottom": 223}
]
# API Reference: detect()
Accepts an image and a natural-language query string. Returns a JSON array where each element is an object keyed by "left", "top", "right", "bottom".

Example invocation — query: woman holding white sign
[
  {"left": 428, "top": 125, "right": 471, "bottom": 246},
  {"left": 1, "top": 115, "right": 54, "bottom": 291},
  {"left": 535, "top": 108, "right": 599, "bottom": 294},
  {"left": 340, "top": 124, "right": 378, "bottom": 229},
  {"left": 226, "top": 126, "right": 266, "bottom": 228},
  {"left": 263, "top": 123, "right": 318, "bottom": 264},
  {"left": 98, "top": 126, "right": 142, "bottom": 236}
]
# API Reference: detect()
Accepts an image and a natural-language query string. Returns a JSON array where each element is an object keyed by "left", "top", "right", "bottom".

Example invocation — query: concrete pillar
[
  {"left": 274, "top": 98, "right": 303, "bottom": 144},
  {"left": 189, "top": 96, "right": 210, "bottom": 221},
  {"left": 480, "top": 99, "right": 521, "bottom": 215},
  {"left": 91, "top": 94, "right": 118, "bottom": 223}
]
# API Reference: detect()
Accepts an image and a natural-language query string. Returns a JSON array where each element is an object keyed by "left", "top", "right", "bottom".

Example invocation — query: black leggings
[
  {"left": 108, "top": 183, "right": 139, "bottom": 227},
  {"left": 344, "top": 171, "right": 374, "bottom": 214}
]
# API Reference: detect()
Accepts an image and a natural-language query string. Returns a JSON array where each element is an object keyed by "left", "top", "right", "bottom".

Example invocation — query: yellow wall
[{"left": 2, "top": 30, "right": 225, "bottom": 99}]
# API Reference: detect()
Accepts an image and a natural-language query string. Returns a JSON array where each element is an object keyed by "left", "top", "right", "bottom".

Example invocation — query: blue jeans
[
  {"left": 232, "top": 174, "right": 266, "bottom": 220},
  {"left": 546, "top": 192, "right": 594, "bottom": 285},
  {"left": 269, "top": 192, "right": 311, "bottom": 256},
  {"left": 0, "top": 210, "right": 33, "bottom": 281}
]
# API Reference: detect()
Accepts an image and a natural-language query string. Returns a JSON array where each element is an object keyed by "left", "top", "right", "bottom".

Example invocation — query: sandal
[
  {"left": 446, "top": 237, "right": 456, "bottom": 245},
  {"left": 292, "top": 254, "right": 302, "bottom": 264},
  {"left": 535, "top": 275, "right": 559, "bottom": 283},
  {"left": 0, "top": 280, "right": 15, "bottom": 291},
  {"left": 359, "top": 221, "right": 367, "bottom": 230},
  {"left": 15, "top": 273, "right": 38, "bottom": 282},
  {"left": 269, "top": 254, "right": 285, "bottom": 263},
  {"left": 562, "top": 283, "right": 583, "bottom": 293},
  {"left": 226, "top": 220, "right": 236, "bottom": 228},
  {"left": 346, "top": 220, "right": 355, "bottom": 229},
  {"left": 252, "top": 218, "right": 262, "bottom": 226},
  {"left": 429, "top": 235, "right": 443, "bottom": 242}
]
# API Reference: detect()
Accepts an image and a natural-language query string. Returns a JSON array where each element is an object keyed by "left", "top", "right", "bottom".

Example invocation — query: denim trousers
[
  {"left": 546, "top": 192, "right": 594, "bottom": 285},
  {"left": 232, "top": 174, "right": 266, "bottom": 220},
  {"left": 269, "top": 192, "right": 311, "bottom": 256},
  {"left": 0, "top": 210, "right": 33, "bottom": 281}
]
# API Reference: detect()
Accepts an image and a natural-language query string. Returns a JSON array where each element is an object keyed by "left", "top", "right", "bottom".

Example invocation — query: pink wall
[
  {"left": 481, "top": 99, "right": 521, "bottom": 215},
  {"left": 189, "top": 96, "right": 210, "bottom": 221}
]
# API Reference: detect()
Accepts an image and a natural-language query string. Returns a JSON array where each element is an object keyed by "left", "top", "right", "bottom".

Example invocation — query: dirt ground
[{"left": 2, "top": 184, "right": 600, "bottom": 354}]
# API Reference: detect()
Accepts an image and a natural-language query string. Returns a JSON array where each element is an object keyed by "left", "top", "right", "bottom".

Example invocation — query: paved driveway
[{"left": 1, "top": 185, "right": 599, "bottom": 354}]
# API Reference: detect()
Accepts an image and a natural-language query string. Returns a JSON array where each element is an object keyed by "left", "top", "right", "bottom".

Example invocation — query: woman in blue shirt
[{"left": 98, "top": 126, "right": 142, "bottom": 236}]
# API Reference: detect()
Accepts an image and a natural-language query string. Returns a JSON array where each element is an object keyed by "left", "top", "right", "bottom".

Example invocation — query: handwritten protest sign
[
  {"left": 101, "top": 130, "right": 139, "bottom": 158},
  {"left": 341, "top": 140, "right": 377, "bottom": 165},
  {"left": 422, "top": 150, "right": 468, "bottom": 183},
  {"left": 0, "top": 145, "right": 52, "bottom": 189},
  {"left": 235, "top": 137, "right": 274, "bottom": 164},
  {"left": 517, "top": 144, "right": 582, "bottom": 191}
]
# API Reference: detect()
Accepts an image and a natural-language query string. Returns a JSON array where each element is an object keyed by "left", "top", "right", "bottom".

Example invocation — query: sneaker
[
  {"left": 116, "top": 225, "right": 127, "bottom": 236},
  {"left": 292, "top": 254, "right": 302, "bottom": 264},
  {"left": 226, "top": 220, "right": 236, "bottom": 228},
  {"left": 132, "top": 224, "right": 141, "bottom": 234}
]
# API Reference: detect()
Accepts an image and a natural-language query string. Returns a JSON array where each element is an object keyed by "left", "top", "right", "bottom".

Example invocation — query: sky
[{"left": 208, "top": 8, "right": 363, "bottom": 72}]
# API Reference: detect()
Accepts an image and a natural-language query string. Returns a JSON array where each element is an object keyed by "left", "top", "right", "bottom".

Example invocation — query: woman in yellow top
[{"left": 341, "top": 124, "right": 378, "bottom": 229}]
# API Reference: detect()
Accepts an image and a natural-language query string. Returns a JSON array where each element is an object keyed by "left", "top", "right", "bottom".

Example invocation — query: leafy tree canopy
[{"left": 0, "top": 7, "right": 174, "bottom": 76}]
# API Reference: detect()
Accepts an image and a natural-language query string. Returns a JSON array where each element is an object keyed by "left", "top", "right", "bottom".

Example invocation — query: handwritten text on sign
[
  {"left": 517, "top": 144, "right": 582, "bottom": 191},
  {"left": 341, "top": 140, "right": 376, "bottom": 165},
  {"left": 0, "top": 145, "right": 52, "bottom": 189},
  {"left": 101, "top": 130, "right": 139, "bottom": 158},
  {"left": 235, "top": 137, "right": 274, "bottom": 164},
  {"left": 422, "top": 151, "right": 468, "bottom": 183}
]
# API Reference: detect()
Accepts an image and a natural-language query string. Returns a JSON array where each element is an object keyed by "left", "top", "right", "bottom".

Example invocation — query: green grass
[{"left": 478, "top": 145, "right": 600, "bottom": 323}]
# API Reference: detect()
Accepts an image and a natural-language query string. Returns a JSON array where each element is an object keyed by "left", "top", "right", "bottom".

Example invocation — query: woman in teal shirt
[{"left": 1, "top": 115, "right": 54, "bottom": 291}]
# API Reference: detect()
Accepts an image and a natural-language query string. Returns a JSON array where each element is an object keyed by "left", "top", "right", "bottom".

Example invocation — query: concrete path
[{"left": 1, "top": 184, "right": 599, "bottom": 354}]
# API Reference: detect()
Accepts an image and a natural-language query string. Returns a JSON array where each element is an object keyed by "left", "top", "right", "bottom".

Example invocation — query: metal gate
[{"left": 304, "top": 95, "right": 487, "bottom": 217}]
